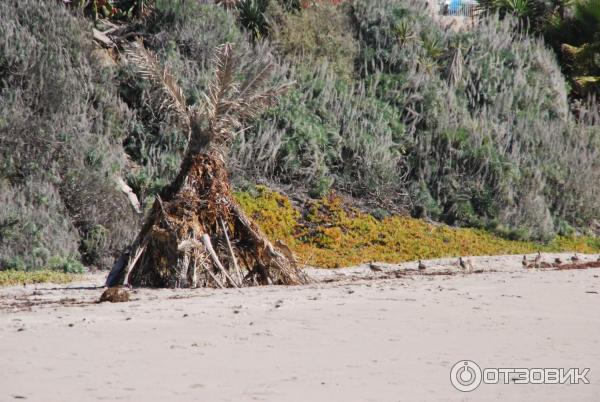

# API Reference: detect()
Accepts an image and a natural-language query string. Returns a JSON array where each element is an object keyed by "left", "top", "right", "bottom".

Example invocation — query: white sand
[{"left": 1, "top": 253, "right": 599, "bottom": 401}]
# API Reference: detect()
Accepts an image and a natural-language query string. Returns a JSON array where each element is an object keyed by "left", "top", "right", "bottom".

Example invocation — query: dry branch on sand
[{"left": 106, "top": 41, "right": 308, "bottom": 288}]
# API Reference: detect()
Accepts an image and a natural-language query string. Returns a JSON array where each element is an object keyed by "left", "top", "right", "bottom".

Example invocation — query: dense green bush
[
  {"left": 271, "top": 2, "right": 358, "bottom": 79},
  {"left": 478, "top": 0, "right": 600, "bottom": 97},
  {"left": 233, "top": 65, "right": 407, "bottom": 199},
  {"left": 350, "top": 0, "right": 600, "bottom": 238},
  {"left": 0, "top": 0, "right": 138, "bottom": 269},
  {"left": 0, "top": 179, "right": 80, "bottom": 270}
]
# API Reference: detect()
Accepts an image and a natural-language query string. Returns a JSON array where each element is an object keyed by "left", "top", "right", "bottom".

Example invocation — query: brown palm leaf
[
  {"left": 124, "top": 39, "right": 190, "bottom": 129},
  {"left": 197, "top": 43, "right": 291, "bottom": 148}
]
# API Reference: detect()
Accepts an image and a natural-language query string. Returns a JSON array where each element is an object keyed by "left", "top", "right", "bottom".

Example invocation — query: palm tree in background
[
  {"left": 558, "top": 0, "right": 600, "bottom": 96},
  {"left": 478, "top": 0, "right": 600, "bottom": 97}
]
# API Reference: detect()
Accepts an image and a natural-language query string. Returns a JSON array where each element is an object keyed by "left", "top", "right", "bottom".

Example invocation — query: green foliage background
[{"left": 1, "top": 0, "right": 599, "bottom": 272}]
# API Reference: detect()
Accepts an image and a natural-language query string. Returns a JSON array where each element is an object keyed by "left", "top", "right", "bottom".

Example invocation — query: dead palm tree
[{"left": 106, "top": 40, "right": 307, "bottom": 288}]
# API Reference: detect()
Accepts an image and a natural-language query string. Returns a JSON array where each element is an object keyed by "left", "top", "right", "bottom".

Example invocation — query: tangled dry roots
[{"left": 107, "top": 152, "right": 309, "bottom": 288}]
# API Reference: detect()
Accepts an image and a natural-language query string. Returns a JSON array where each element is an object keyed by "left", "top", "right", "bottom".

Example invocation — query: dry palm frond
[
  {"left": 123, "top": 39, "right": 190, "bottom": 130},
  {"left": 121, "top": 40, "right": 291, "bottom": 156},
  {"left": 238, "top": 62, "right": 275, "bottom": 100},
  {"left": 237, "top": 61, "right": 292, "bottom": 121},
  {"left": 201, "top": 43, "right": 241, "bottom": 144},
  {"left": 196, "top": 43, "right": 291, "bottom": 149},
  {"left": 238, "top": 84, "right": 290, "bottom": 120}
]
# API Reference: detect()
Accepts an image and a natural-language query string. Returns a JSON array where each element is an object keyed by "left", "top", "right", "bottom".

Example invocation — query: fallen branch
[
  {"left": 201, "top": 234, "right": 239, "bottom": 288},
  {"left": 92, "top": 28, "right": 115, "bottom": 48},
  {"left": 123, "top": 237, "right": 148, "bottom": 286},
  {"left": 156, "top": 195, "right": 173, "bottom": 229},
  {"left": 220, "top": 218, "right": 243, "bottom": 285},
  {"left": 200, "top": 260, "right": 225, "bottom": 289},
  {"left": 115, "top": 176, "right": 141, "bottom": 213}
]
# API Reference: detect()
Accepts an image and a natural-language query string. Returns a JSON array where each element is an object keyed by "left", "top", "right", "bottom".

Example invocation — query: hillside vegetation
[
  {"left": 237, "top": 186, "right": 600, "bottom": 268},
  {"left": 0, "top": 0, "right": 599, "bottom": 274},
  {"left": 479, "top": 0, "right": 600, "bottom": 97}
]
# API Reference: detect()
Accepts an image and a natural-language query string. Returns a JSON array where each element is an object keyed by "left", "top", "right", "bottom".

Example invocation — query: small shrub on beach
[{"left": 48, "top": 257, "right": 85, "bottom": 274}]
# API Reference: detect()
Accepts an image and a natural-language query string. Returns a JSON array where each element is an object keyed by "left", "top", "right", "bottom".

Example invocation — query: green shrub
[
  {"left": 272, "top": 3, "right": 358, "bottom": 79},
  {"left": 0, "top": 0, "right": 138, "bottom": 268},
  {"left": 238, "top": 0, "right": 271, "bottom": 40},
  {"left": 0, "top": 179, "right": 80, "bottom": 269},
  {"left": 48, "top": 256, "right": 85, "bottom": 274},
  {"left": 348, "top": 0, "right": 600, "bottom": 239},
  {"left": 234, "top": 65, "right": 407, "bottom": 198},
  {"left": 237, "top": 0, "right": 600, "bottom": 239},
  {"left": 1, "top": 257, "right": 26, "bottom": 272}
]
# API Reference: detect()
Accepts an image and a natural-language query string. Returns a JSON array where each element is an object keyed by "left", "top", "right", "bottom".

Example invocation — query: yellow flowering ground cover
[{"left": 236, "top": 186, "right": 600, "bottom": 268}]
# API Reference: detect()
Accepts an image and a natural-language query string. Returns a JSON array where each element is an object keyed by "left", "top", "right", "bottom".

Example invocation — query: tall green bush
[{"left": 0, "top": 0, "right": 137, "bottom": 269}]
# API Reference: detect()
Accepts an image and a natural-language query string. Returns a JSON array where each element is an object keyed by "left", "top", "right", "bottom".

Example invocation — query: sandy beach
[{"left": 1, "top": 253, "right": 599, "bottom": 401}]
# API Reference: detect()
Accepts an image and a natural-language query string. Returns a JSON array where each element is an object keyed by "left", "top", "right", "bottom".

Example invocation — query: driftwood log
[{"left": 106, "top": 41, "right": 308, "bottom": 288}]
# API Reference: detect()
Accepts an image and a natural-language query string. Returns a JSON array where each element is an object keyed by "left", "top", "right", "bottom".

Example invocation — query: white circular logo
[{"left": 450, "top": 360, "right": 482, "bottom": 392}]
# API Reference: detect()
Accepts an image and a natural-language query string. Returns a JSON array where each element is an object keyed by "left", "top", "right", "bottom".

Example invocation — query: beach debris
[
  {"left": 369, "top": 262, "right": 383, "bottom": 273},
  {"left": 458, "top": 257, "right": 473, "bottom": 273},
  {"left": 105, "top": 42, "right": 307, "bottom": 289},
  {"left": 99, "top": 287, "right": 130, "bottom": 303}
]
